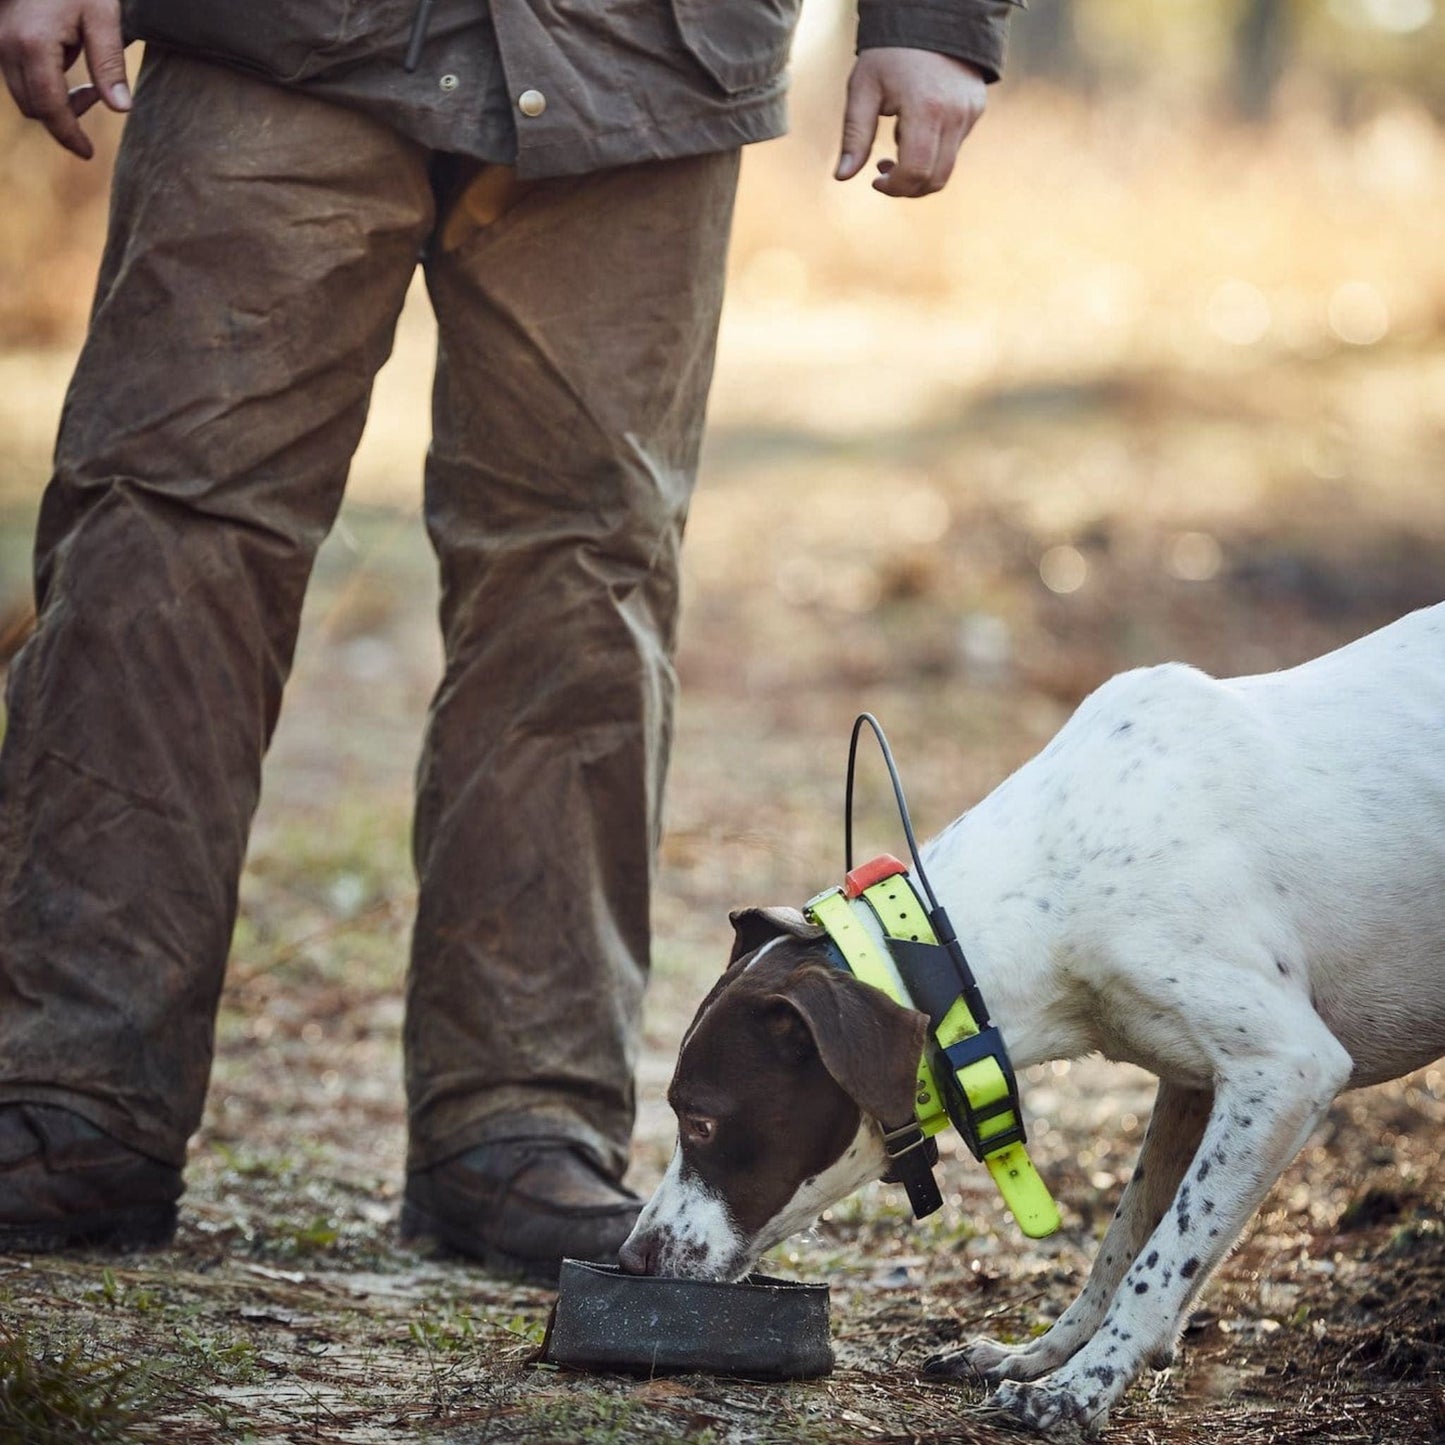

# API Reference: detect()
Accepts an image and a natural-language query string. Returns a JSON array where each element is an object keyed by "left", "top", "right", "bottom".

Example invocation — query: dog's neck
[{"left": 919, "top": 794, "right": 1098, "bottom": 1072}]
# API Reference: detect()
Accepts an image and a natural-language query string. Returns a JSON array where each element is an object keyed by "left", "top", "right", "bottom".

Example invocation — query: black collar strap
[{"left": 817, "top": 932, "right": 942, "bottom": 1218}]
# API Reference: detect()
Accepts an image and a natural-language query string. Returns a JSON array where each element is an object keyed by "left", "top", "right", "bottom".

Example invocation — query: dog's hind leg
[{"left": 925, "top": 1081, "right": 1211, "bottom": 1387}]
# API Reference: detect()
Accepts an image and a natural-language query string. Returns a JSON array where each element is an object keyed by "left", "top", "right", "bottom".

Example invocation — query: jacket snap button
[
  {"left": 517, "top": 89, "right": 547, "bottom": 117},
  {"left": 439, "top": 73, "right": 459, "bottom": 92}
]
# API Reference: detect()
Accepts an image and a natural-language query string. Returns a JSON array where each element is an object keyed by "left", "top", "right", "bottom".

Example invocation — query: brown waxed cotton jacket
[{"left": 119, "top": 0, "right": 1023, "bottom": 178}]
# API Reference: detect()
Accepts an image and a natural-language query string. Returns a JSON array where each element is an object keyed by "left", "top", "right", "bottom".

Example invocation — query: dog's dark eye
[{"left": 682, "top": 1115, "right": 716, "bottom": 1145}]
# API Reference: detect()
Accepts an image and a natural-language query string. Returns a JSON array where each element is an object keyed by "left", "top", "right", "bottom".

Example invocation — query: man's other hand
[
  {"left": 0, "top": 0, "right": 130, "bottom": 158},
  {"left": 836, "top": 47, "right": 987, "bottom": 198}
]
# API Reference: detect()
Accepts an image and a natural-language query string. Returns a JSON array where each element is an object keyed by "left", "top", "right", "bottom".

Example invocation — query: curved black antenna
[
  {"left": 845, "top": 712, "right": 992, "bottom": 1027},
  {"left": 845, "top": 712, "right": 942, "bottom": 914}
]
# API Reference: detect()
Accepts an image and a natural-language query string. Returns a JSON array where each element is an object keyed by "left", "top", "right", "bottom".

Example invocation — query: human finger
[
  {"left": 836, "top": 62, "right": 882, "bottom": 181},
  {"left": 80, "top": 0, "right": 130, "bottom": 111},
  {"left": 18, "top": 45, "right": 94, "bottom": 156},
  {"left": 872, "top": 106, "right": 941, "bottom": 198},
  {"left": 69, "top": 82, "right": 102, "bottom": 117},
  {"left": 925, "top": 113, "right": 971, "bottom": 195}
]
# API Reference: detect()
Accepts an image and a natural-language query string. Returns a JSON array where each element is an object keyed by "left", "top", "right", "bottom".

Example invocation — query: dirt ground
[{"left": 3, "top": 89, "right": 1445, "bottom": 1445}]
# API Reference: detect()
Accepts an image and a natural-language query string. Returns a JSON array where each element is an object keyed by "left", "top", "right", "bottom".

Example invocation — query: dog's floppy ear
[
  {"left": 726, "top": 906, "right": 825, "bottom": 966},
  {"left": 768, "top": 964, "right": 928, "bottom": 1127}
]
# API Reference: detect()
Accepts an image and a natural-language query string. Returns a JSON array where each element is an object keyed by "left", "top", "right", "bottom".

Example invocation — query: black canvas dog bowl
[{"left": 540, "top": 1259, "right": 833, "bottom": 1379}]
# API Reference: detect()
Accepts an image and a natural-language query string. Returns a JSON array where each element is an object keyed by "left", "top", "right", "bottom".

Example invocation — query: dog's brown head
[{"left": 620, "top": 906, "right": 928, "bottom": 1280}]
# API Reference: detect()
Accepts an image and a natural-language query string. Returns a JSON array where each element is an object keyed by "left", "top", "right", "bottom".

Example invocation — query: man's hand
[
  {"left": 836, "top": 47, "right": 987, "bottom": 199},
  {"left": 0, "top": 0, "right": 130, "bottom": 159}
]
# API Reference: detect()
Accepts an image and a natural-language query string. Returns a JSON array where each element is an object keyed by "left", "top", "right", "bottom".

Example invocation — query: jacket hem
[{"left": 512, "top": 103, "right": 785, "bottom": 181}]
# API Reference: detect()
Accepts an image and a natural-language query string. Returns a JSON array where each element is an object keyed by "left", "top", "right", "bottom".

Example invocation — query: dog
[{"left": 620, "top": 602, "right": 1445, "bottom": 1436}]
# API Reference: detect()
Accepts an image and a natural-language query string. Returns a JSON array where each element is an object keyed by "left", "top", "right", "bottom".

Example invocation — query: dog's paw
[
  {"left": 984, "top": 1379, "right": 1109, "bottom": 1440},
  {"left": 923, "top": 1336, "right": 1058, "bottom": 1386},
  {"left": 921, "top": 1344, "right": 985, "bottom": 1383},
  {"left": 959, "top": 1337, "right": 1018, "bottom": 1377}
]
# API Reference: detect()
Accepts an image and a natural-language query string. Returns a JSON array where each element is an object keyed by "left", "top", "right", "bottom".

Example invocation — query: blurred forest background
[
  {"left": 3, "top": 0, "right": 1444, "bottom": 669},
  {"left": 0, "top": 3, "right": 1443, "bottom": 1441}
]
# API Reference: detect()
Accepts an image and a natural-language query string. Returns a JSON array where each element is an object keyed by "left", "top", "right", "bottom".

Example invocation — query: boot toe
[{"left": 402, "top": 1138, "right": 641, "bottom": 1286}]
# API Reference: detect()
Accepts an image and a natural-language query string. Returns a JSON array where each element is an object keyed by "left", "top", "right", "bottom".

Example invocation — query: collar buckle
[{"left": 880, "top": 1121, "right": 942, "bottom": 1218}]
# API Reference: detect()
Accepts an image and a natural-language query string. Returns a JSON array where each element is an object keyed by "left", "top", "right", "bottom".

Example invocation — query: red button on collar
[{"left": 843, "top": 853, "right": 909, "bottom": 899}]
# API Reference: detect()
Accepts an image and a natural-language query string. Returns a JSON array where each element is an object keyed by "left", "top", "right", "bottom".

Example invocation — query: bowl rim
[{"left": 558, "top": 1258, "right": 830, "bottom": 1296}]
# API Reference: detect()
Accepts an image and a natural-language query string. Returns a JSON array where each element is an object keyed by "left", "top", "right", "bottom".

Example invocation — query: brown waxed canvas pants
[{"left": 0, "top": 51, "right": 739, "bottom": 1177}]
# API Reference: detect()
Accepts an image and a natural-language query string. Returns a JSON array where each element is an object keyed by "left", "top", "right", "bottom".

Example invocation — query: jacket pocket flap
[{"left": 670, "top": 0, "right": 800, "bottom": 95}]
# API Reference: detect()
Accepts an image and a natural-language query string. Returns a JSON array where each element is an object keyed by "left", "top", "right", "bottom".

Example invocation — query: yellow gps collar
[{"left": 805, "top": 855, "right": 1060, "bottom": 1240}]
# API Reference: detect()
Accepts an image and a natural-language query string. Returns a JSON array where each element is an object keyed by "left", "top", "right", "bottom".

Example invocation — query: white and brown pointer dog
[{"left": 621, "top": 602, "right": 1445, "bottom": 1436}]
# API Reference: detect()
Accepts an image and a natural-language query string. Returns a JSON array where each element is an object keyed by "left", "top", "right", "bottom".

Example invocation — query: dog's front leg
[
  {"left": 926, "top": 1081, "right": 1211, "bottom": 1387},
  {"left": 988, "top": 1021, "right": 1351, "bottom": 1438}
]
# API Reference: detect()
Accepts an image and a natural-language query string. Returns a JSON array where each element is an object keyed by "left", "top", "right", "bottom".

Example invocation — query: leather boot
[
  {"left": 0, "top": 1104, "right": 182, "bottom": 1252},
  {"left": 401, "top": 1139, "right": 640, "bottom": 1286}
]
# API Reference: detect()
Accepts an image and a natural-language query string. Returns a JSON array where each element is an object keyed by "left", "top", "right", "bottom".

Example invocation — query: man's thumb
[
  {"left": 836, "top": 65, "right": 882, "bottom": 181},
  {"left": 82, "top": 1, "right": 130, "bottom": 110}
]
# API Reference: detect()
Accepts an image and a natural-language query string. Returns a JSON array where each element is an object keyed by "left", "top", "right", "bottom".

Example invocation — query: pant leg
[
  {"left": 0, "top": 51, "right": 434, "bottom": 1167},
  {"left": 406, "top": 151, "right": 741, "bottom": 1176}
]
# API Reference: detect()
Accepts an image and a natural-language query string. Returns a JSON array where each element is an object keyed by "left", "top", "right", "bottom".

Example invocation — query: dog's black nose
[{"left": 618, "top": 1231, "right": 659, "bottom": 1276}]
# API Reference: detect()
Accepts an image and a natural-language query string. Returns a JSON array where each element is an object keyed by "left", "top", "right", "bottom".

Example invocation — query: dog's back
[{"left": 926, "top": 602, "right": 1445, "bottom": 1087}]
